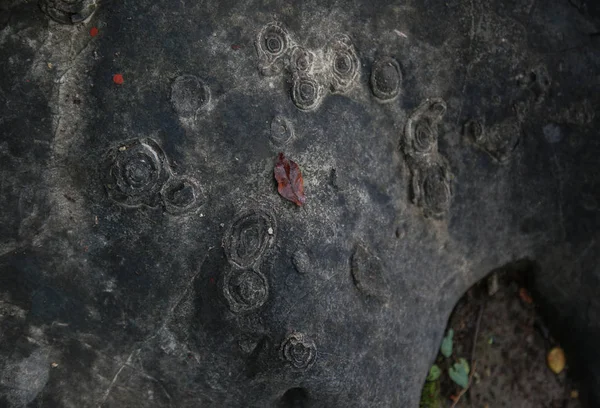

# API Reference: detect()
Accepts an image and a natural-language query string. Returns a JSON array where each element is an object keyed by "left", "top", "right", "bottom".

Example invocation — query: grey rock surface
[{"left": 0, "top": 0, "right": 599, "bottom": 406}]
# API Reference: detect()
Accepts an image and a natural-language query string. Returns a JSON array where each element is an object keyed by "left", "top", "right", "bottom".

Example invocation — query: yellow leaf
[{"left": 547, "top": 347, "right": 565, "bottom": 374}]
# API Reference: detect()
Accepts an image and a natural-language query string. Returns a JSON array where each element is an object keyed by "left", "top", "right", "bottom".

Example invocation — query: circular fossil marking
[
  {"left": 291, "top": 76, "right": 322, "bottom": 111},
  {"left": 326, "top": 34, "right": 360, "bottom": 93},
  {"left": 160, "top": 176, "right": 202, "bottom": 215},
  {"left": 290, "top": 46, "right": 315, "bottom": 74},
  {"left": 260, "top": 23, "right": 288, "bottom": 56},
  {"left": 170, "top": 75, "right": 210, "bottom": 118},
  {"left": 420, "top": 163, "right": 452, "bottom": 217},
  {"left": 400, "top": 98, "right": 453, "bottom": 218},
  {"left": 350, "top": 244, "right": 389, "bottom": 299},
  {"left": 224, "top": 209, "right": 276, "bottom": 268},
  {"left": 256, "top": 22, "right": 291, "bottom": 76},
  {"left": 223, "top": 268, "right": 269, "bottom": 314},
  {"left": 370, "top": 57, "right": 402, "bottom": 101},
  {"left": 281, "top": 333, "right": 317, "bottom": 370},
  {"left": 104, "top": 139, "right": 169, "bottom": 208},
  {"left": 412, "top": 118, "right": 437, "bottom": 154},
  {"left": 334, "top": 53, "right": 353, "bottom": 75},
  {"left": 292, "top": 249, "right": 311, "bottom": 275},
  {"left": 463, "top": 119, "right": 484, "bottom": 144},
  {"left": 404, "top": 98, "right": 447, "bottom": 157},
  {"left": 39, "top": 0, "right": 98, "bottom": 24},
  {"left": 266, "top": 36, "right": 283, "bottom": 54},
  {"left": 270, "top": 116, "right": 294, "bottom": 146}
]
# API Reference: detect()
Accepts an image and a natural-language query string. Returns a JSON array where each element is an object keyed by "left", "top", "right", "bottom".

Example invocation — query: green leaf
[
  {"left": 426, "top": 364, "right": 441, "bottom": 382},
  {"left": 449, "top": 359, "right": 470, "bottom": 389},
  {"left": 457, "top": 358, "right": 470, "bottom": 375},
  {"left": 440, "top": 329, "right": 454, "bottom": 358}
]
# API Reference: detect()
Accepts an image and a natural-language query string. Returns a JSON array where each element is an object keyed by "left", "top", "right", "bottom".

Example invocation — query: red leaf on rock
[{"left": 274, "top": 153, "right": 305, "bottom": 206}]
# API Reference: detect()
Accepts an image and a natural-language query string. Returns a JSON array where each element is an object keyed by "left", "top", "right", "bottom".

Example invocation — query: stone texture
[{"left": 0, "top": 0, "right": 599, "bottom": 406}]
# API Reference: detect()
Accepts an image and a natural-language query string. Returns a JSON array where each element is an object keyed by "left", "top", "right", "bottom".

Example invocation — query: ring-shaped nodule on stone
[
  {"left": 39, "top": 0, "right": 98, "bottom": 24},
  {"left": 222, "top": 268, "right": 269, "bottom": 313},
  {"left": 404, "top": 98, "right": 447, "bottom": 157},
  {"left": 105, "top": 139, "right": 169, "bottom": 208},
  {"left": 270, "top": 115, "right": 294, "bottom": 146},
  {"left": 421, "top": 163, "right": 452, "bottom": 217},
  {"left": 281, "top": 332, "right": 317, "bottom": 370},
  {"left": 170, "top": 75, "right": 210, "bottom": 118},
  {"left": 290, "top": 46, "right": 315, "bottom": 74},
  {"left": 334, "top": 52, "right": 353, "bottom": 76},
  {"left": 255, "top": 23, "right": 291, "bottom": 77},
  {"left": 260, "top": 23, "right": 289, "bottom": 56},
  {"left": 412, "top": 117, "right": 437, "bottom": 155},
  {"left": 370, "top": 57, "right": 402, "bottom": 101},
  {"left": 160, "top": 176, "right": 202, "bottom": 215},
  {"left": 256, "top": 22, "right": 290, "bottom": 64},
  {"left": 223, "top": 209, "right": 276, "bottom": 268},
  {"left": 327, "top": 34, "right": 360, "bottom": 93},
  {"left": 291, "top": 76, "right": 322, "bottom": 111}
]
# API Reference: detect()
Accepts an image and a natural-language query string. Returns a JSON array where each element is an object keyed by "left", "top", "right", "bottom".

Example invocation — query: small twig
[
  {"left": 452, "top": 304, "right": 484, "bottom": 408},
  {"left": 471, "top": 304, "right": 485, "bottom": 364}
]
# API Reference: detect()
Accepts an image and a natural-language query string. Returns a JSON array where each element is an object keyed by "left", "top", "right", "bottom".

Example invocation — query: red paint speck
[
  {"left": 231, "top": 44, "right": 241, "bottom": 50},
  {"left": 113, "top": 74, "right": 124, "bottom": 85},
  {"left": 209, "top": 277, "right": 215, "bottom": 284},
  {"left": 90, "top": 27, "right": 99, "bottom": 37}
]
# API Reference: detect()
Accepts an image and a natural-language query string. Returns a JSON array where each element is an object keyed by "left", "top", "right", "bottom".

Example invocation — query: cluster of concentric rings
[
  {"left": 221, "top": 209, "right": 276, "bottom": 313},
  {"left": 256, "top": 23, "right": 361, "bottom": 111},
  {"left": 38, "top": 0, "right": 98, "bottom": 24},
  {"left": 402, "top": 99, "right": 453, "bottom": 218},
  {"left": 104, "top": 139, "right": 202, "bottom": 214}
]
